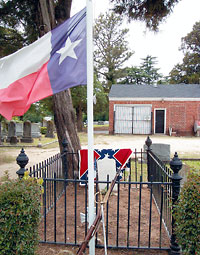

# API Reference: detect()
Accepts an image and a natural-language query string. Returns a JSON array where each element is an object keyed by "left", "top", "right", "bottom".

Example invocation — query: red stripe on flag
[{"left": 0, "top": 62, "right": 53, "bottom": 120}]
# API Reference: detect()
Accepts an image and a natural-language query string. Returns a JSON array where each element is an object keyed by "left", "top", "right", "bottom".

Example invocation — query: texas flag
[{"left": 0, "top": 8, "right": 86, "bottom": 120}]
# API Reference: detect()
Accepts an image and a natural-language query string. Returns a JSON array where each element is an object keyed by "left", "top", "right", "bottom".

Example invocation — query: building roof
[{"left": 109, "top": 84, "right": 200, "bottom": 100}]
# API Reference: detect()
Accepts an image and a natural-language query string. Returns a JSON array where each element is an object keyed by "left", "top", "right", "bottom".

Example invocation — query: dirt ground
[
  {"left": 37, "top": 183, "right": 170, "bottom": 255},
  {"left": 37, "top": 243, "right": 169, "bottom": 255}
]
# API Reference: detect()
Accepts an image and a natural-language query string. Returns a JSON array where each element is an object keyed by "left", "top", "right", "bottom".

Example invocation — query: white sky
[{"left": 71, "top": 0, "right": 200, "bottom": 76}]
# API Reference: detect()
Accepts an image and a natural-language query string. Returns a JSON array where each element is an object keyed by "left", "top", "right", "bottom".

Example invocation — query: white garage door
[{"left": 114, "top": 105, "right": 152, "bottom": 134}]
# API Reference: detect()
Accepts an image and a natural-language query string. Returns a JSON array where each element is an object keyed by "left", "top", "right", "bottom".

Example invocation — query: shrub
[
  {"left": 173, "top": 171, "right": 200, "bottom": 255},
  {"left": 40, "top": 126, "right": 47, "bottom": 134},
  {"left": 0, "top": 173, "right": 42, "bottom": 255}
]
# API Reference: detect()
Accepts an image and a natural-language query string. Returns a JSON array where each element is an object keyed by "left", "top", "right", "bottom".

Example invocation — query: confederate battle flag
[{"left": 79, "top": 149, "right": 132, "bottom": 185}]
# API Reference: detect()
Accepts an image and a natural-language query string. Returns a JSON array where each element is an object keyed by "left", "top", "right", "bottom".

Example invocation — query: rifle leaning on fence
[{"left": 77, "top": 167, "right": 123, "bottom": 255}]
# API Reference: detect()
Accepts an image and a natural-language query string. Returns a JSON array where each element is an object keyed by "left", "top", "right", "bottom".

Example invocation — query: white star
[{"left": 56, "top": 37, "right": 82, "bottom": 65}]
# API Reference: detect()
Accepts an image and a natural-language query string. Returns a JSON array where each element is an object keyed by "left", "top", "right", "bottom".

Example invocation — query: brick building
[{"left": 108, "top": 84, "right": 200, "bottom": 136}]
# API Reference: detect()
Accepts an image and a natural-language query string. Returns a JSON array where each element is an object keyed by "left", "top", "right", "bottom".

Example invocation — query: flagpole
[{"left": 86, "top": 0, "right": 95, "bottom": 254}]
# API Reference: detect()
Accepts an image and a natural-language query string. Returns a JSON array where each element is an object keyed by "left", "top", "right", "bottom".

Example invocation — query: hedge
[
  {"left": 173, "top": 171, "right": 200, "bottom": 255},
  {"left": 0, "top": 172, "right": 42, "bottom": 255}
]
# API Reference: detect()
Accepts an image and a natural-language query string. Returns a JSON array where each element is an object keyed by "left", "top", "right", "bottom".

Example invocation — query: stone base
[
  {"left": 45, "top": 134, "right": 55, "bottom": 138},
  {"left": 10, "top": 136, "right": 19, "bottom": 145},
  {"left": 6, "top": 137, "right": 11, "bottom": 143},
  {"left": 21, "top": 137, "right": 34, "bottom": 143}
]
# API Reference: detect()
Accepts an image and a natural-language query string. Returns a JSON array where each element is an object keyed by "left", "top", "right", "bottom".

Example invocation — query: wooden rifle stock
[
  {"left": 77, "top": 167, "right": 122, "bottom": 254},
  {"left": 103, "top": 167, "right": 121, "bottom": 203},
  {"left": 77, "top": 206, "right": 101, "bottom": 255}
]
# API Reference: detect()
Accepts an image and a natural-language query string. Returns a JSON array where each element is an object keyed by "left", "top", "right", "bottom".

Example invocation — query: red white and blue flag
[
  {"left": 79, "top": 149, "right": 132, "bottom": 184},
  {"left": 0, "top": 8, "right": 86, "bottom": 120}
]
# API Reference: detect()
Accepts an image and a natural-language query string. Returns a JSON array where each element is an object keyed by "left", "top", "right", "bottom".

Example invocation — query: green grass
[
  {"left": 123, "top": 161, "right": 148, "bottom": 182},
  {"left": 2, "top": 134, "right": 58, "bottom": 147},
  {"left": 182, "top": 160, "right": 200, "bottom": 175},
  {"left": 93, "top": 124, "right": 109, "bottom": 128}
]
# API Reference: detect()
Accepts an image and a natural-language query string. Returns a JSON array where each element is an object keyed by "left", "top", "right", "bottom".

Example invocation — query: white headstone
[
  {"left": 31, "top": 123, "right": 41, "bottom": 138},
  {"left": 97, "top": 154, "right": 117, "bottom": 191},
  {"left": 16, "top": 123, "right": 23, "bottom": 137}
]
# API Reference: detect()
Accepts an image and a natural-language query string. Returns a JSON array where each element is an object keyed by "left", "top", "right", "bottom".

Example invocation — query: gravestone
[
  {"left": 6, "top": 121, "right": 17, "bottom": 143},
  {"left": 45, "top": 120, "right": 55, "bottom": 138},
  {"left": 16, "top": 122, "right": 23, "bottom": 137},
  {"left": 10, "top": 136, "right": 19, "bottom": 145},
  {"left": 179, "top": 163, "right": 190, "bottom": 188},
  {"left": 31, "top": 123, "right": 41, "bottom": 138},
  {"left": 97, "top": 154, "right": 117, "bottom": 191},
  {"left": 144, "top": 143, "right": 170, "bottom": 162},
  {"left": 1, "top": 123, "right": 7, "bottom": 139},
  {"left": 21, "top": 121, "right": 33, "bottom": 143}
]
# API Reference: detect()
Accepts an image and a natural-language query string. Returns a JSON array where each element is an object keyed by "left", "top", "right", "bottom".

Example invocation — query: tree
[
  {"left": 22, "top": 97, "right": 53, "bottom": 123},
  {"left": 0, "top": 26, "right": 24, "bottom": 57},
  {"left": 169, "top": 21, "right": 200, "bottom": 84},
  {"left": 0, "top": 0, "right": 80, "bottom": 178},
  {"left": 71, "top": 75, "right": 107, "bottom": 132},
  {"left": 121, "top": 66, "right": 145, "bottom": 84},
  {"left": 140, "top": 55, "right": 163, "bottom": 84},
  {"left": 94, "top": 11, "right": 133, "bottom": 93},
  {"left": 120, "top": 56, "right": 164, "bottom": 85},
  {"left": 110, "top": 0, "right": 181, "bottom": 31}
]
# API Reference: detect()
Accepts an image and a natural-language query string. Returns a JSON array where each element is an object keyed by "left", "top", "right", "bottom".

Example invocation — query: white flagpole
[{"left": 86, "top": 0, "right": 95, "bottom": 254}]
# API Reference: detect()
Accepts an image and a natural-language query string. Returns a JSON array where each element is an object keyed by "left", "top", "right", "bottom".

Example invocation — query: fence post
[
  {"left": 170, "top": 152, "right": 182, "bottom": 255},
  {"left": 16, "top": 148, "right": 29, "bottom": 179},
  {"left": 145, "top": 136, "right": 152, "bottom": 184},
  {"left": 62, "top": 138, "right": 68, "bottom": 179}
]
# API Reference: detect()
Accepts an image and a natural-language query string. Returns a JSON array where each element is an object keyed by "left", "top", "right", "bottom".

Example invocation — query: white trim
[
  {"left": 109, "top": 97, "right": 200, "bottom": 101},
  {"left": 154, "top": 108, "right": 166, "bottom": 134},
  {"left": 114, "top": 103, "right": 152, "bottom": 111}
]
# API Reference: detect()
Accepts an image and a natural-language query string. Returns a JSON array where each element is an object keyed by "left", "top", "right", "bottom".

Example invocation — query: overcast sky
[{"left": 71, "top": 0, "right": 200, "bottom": 76}]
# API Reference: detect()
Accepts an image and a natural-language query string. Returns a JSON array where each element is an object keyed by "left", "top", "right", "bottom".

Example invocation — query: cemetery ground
[
  {"left": 1, "top": 133, "right": 200, "bottom": 255},
  {"left": 1, "top": 133, "right": 200, "bottom": 179}
]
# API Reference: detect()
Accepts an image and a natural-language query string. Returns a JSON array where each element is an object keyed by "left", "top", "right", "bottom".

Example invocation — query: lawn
[{"left": 1, "top": 134, "right": 58, "bottom": 147}]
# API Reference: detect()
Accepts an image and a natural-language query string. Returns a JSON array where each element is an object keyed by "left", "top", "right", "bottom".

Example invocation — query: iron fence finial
[{"left": 16, "top": 148, "right": 29, "bottom": 179}]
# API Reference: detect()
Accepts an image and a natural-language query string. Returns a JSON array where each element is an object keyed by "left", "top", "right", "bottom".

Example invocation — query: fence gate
[{"left": 114, "top": 105, "right": 152, "bottom": 134}]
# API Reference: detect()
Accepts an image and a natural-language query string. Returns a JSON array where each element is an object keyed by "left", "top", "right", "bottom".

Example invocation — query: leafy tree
[
  {"left": 22, "top": 97, "right": 53, "bottom": 123},
  {"left": 140, "top": 55, "right": 163, "bottom": 84},
  {"left": 110, "top": 0, "right": 181, "bottom": 31},
  {"left": 71, "top": 75, "right": 107, "bottom": 131},
  {"left": 0, "top": 26, "right": 24, "bottom": 57},
  {"left": 94, "top": 11, "right": 133, "bottom": 93},
  {"left": 120, "top": 57, "right": 164, "bottom": 85},
  {"left": 169, "top": 21, "right": 200, "bottom": 84},
  {"left": 0, "top": 0, "right": 80, "bottom": 178},
  {"left": 121, "top": 66, "right": 145, "bottom": 84}
]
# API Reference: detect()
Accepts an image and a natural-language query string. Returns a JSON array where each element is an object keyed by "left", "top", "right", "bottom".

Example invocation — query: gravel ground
[{"left": 1, "top": 134, "right": 200, "bottom": 179}]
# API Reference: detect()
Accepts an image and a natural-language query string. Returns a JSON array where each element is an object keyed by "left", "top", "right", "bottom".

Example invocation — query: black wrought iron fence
[
  {"left": 147, "top": 149, "right": 173, "bottom": 236},
  {"left": 39, "top": 176, "right": 172, "bottom": 251},
  {"left": 15, "top": 136, "right": 182, "bottom": 254}
]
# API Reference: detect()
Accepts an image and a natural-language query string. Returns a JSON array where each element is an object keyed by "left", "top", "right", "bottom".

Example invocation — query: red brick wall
[{"left": 109, "top": 100, "right": 200, "bottom": 136}]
